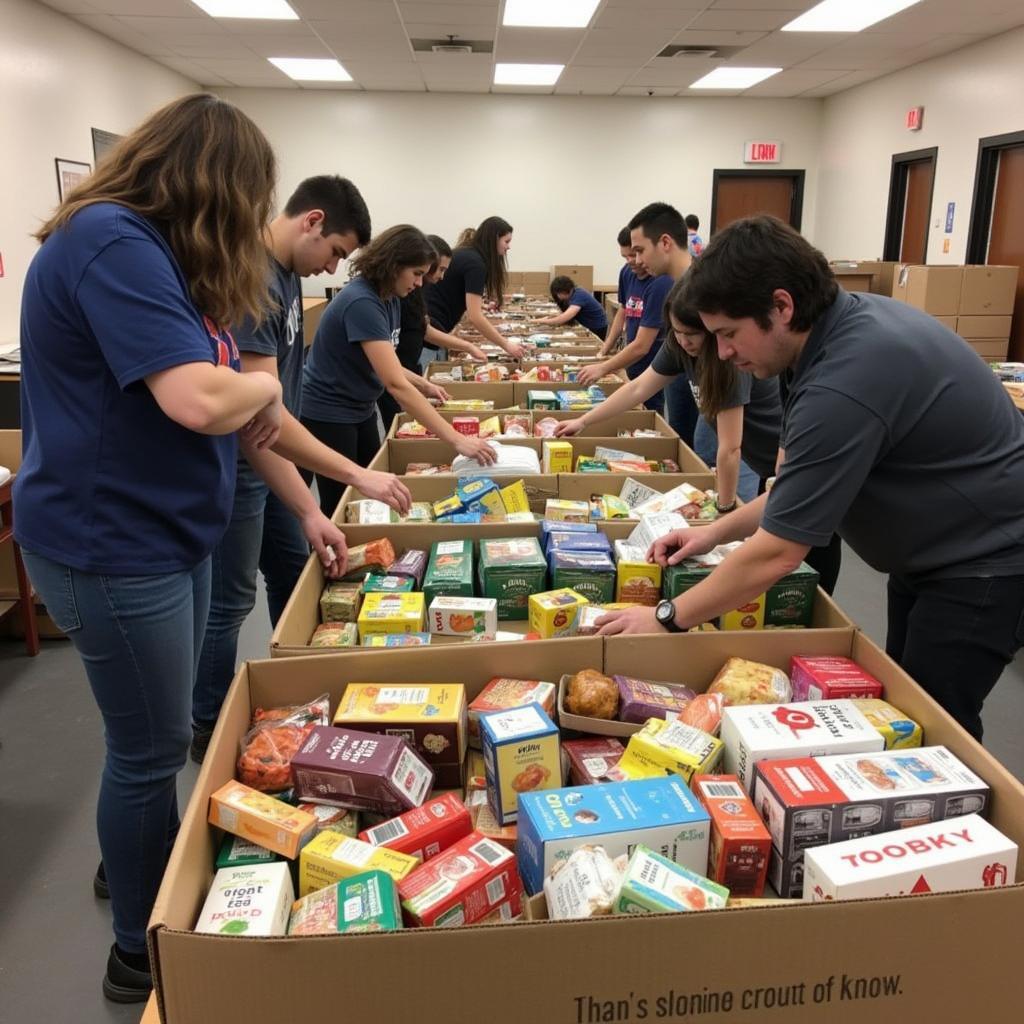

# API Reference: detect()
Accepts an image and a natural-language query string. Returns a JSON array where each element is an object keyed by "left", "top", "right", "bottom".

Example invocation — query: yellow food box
[
  {"left": 208, "top": 781, "right": 318, "bottom": 860},
  {"left": 850, "top": 698, "right": 923, "bottom": 749},
  {"left": 298, "top": 832, "right": 419, "bottom": 897},
  {"left": 476, "top": 489, "right": 506, "bottom": 516},
  {"left": 432, "top": 494, "right": 463, "bottom": 519},
  {"left": 357, "top": 592, "right": 426, "bottom": 637},
  {"left": 615, "top": 719, "right": 724, "bottom": 784},
  {"left": 528, "top": 588, "right": 589, "bottom": 638},
  {"left": 613, "top": 541, "right": 663, "bottom": 606},
  {"left": 720, "top": 595, "right": 767, "bottom": 630},
  {"left": 499, "top": 480, "right": 530, "bottom": 515},
  {"left": 542, "top": 440, "right": 573, "bottom": 474},
  {"left": 543, "top": 498, "right": 590, "bottom": 523}
]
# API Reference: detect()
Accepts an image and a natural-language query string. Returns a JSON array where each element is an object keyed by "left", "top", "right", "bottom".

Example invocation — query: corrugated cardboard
[
  {"left": 830, "top": 261, "right": 900, "bottom": 297},
  {"left": 150, "top": 629, "right": 1024, "bottom": 1024},
  {"left": 387, "top": 409, "right": 677, "bottom": 442},
  {"left": 955, "top": 315, "right": 1012, "bottom": 339},
  {"left": 933, "top": 316, "right": 957, "bottom": 331},
  {"left": 831, "top": 271, "right": 872, "bottom": 293},
  {"left": 551, "top": 264, "right": 595, "bottom": 291},
  {"left": 520, "top": 271, "right": 550, "bottom": 294},
  {"left": 965, "top": 339, "right": 1010, "bottom": 360},
  {"left": 892, "top": 265, "right": 963, "bottom": 316},
  {"left": 301, "top": 296, "right": 329, "bottom": 346},
  {"left": 958, "top": 265, "right": 1018, "bottom": 315}
]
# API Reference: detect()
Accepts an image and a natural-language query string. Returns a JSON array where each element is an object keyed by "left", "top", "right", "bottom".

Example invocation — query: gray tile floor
[{"left": 0, "top": 545, "right": 1021, "bottom": 1024}]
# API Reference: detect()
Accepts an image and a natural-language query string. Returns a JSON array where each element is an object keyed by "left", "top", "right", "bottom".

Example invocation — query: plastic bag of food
[
  {"left": 707, "top": 658, "right": 791, "bottom": 706},
  {"left": 675, "top": 692, "right": 725, "bottom": 735},
  {"left": 238, "top": 695, "right": 331, "bottom": 792}
]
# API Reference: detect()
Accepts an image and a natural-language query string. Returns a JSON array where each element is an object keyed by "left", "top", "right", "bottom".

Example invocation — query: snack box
[
  {"left": 614, "top": 719, "right": 724, "bottom": 784},
  {"left": 468, "top": 677, "right": 557, "bottom": 749},
  {"left": 398, "top": 831, "right": 524, "bottom": 927},
  {"left": 527, "top": 390, "right": 560, "bottom": 410},
  {"left": 319, "top": 582, "right": 362, "bottom": 624},
  {"left": 619, "top": 477, "right": 660, "bottom": 508},
  {"left": 540, "top": 519, "right": 596, "bottom": 547},
  {"left": 298, "top": 832, "right": 420, "bottom": 897},
  {"left": 790, "top": 656, "right": 884, "bottom": 702},
  {"left": 615, "top": 845, "right": 729, "bottom": 914},
  {"left": 562, "top": 737, "right": 626, "bottom": 786},
  {"left": 344, "top": 499, "right": 401, "bottom": 524},
  {"left": 332, "top": 684, "right": 467, "bottom": 790},
  {"left": 851, "top": 698, "right": 923, "bottom": 749},
  {"left": 388, "top": 549, "right": 428, "bottom": 590},
  {"left": 457, "top": 478, "right": 504, "bottom": 516},
  {"left": 542, "top": 439, "right": 573, "bottom": 473},
  {"left": 423, "top": 540, "right": 475, "bottom": 605},
  {"left": 361, "top": 632, "right": 432, "bottom": 648},
  {"left": 528, "top": 588, "right": 589, "bottom": 638},
  {"left": 544, "top": 498, "right": 591, "bottom": 523},
  {"left": 516, "top": 775, "right": 711, "bottom": 895},
  {"left": 287, "top": 870, "right": 403, "bottom": 935},
  {"left": 499, "top": 480, "right": 531, "bottom": 515},
  {"left": 360, "top": 574, "right": 415, "bottom": 595},
  {"left": 544, "top": 845, "right": 623, "bottom": 920},
  {"left": 721, "top": 699, "right": 885, "bottom": 793},
  {"left": 576, "top": 604, "right": 609, "bottom": 636},
  {"left": 753, "top": 746, "right": 991, "bottom": 898},
  {"left": 290, "top": 726, "right": 435, "bottom": 817},
  {"left": 356, "top": 592, "right": 426, "bottom": 637},
  {"left": 341, "top": 539, "right": 397, "bottom": 582},
  {"left": 691, "top": 775, "right": 772, "bottom": 897},
  {"left": 477, "top": 536, "right": 548, "bottom": 620},
  {"left": 195, "top": 863, "right": 294, "bottom": 937},
  {"left": 802, "top": 814, "right": 1018, "bottom": 902},
  {"left": 628, "top": 512, "right": 688, "bottom": 552},
  {"left": 480, "top": 702, "right": 562, "bottom": 826},
  {"left": 215, "top": 834, "right": 279, "bottom": 870},
  {"left": 428, "top": 595, "right": 499, "bottom": 639},
  {"left": 548, "top": 549, "right": 616, "bottom": 605},
  {"left": 615, "top": 676, "right": 697, "bottom": 724},
  {"left": 629, "top": 483, "right": 711, "bottom": 520},
  {"left": 453, "top": 416, "right": 480, "bottom": 436},
  {"left": 309, "top": 622, "right": 359, "bottom": 648},
  {"left": 613, "top": 540, "right": 662, "bottom": 606},
  {"left": 208, "top": 782, "right": 318, "bottom": 860},
  {"left": 546, "top": 531, "right": 613, "bottom": 557},
  {"left": 359, "top": 793, "right": 472, "bottom": 863}
]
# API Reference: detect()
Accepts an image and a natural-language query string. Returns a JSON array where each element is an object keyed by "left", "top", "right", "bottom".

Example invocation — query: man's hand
[
  {"left": 355, "top": 469, "right": 412, "bottom": 514},
  {"left": 650, "top": 527, "right": 718, "bottom": 567},
  {"left": 466, "top": 343, "right": 487, "bottom": 361},
  {"left": 300, "top": 512, "right": 349, "bottom": 579},
  {"left": 575, "top": 362, "right": 607, "bottom": 387},
  {"left": 421, "top": 381, "right": 451, "bottom": 403},
  {"left": 596, "top": 605, "right": 662, "bottom": 635},
  {"left": 554, "top": 417, "right": 585, "bottom": 437},
  {"left": 241, "top": 394, "right": 283, "bottom": 450},
  {"left": 504, "top": 340, "right": 526, "bottom": 359},
  {"left": 455, "top": 436, "right": 498, "bottom": 465}
]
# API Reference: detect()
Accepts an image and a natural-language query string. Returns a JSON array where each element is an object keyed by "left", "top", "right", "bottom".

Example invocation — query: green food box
[
  {"left": 549, "top": 550, "right": 616, "bottom": 605},
  {"left": 423, "top": 539, "right": 476, "bottom": 605},
  {"left": 319, "top": 582, "right": 362, "bottom": 623},
  {"left": 478, "top": 536, "right": 548, "bottom": 620},
  {"left": 215, "top": 833, "right": 279, "bottom": 870},
  {"left": 361, "top": 574, "right": 415, "bottom": 595},
  {"left": 527, "top": 389, "right": 560, "bottom": 410},
  {"left": 287, "top": 870, "right": 403, "bottom": 936}
]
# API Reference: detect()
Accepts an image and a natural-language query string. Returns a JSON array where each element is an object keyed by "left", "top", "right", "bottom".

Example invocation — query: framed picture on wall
[
  {"left": 91, "top": 128, "right": 123, "bottom": 166},
  {"left": 54, "top": 158, "right": 92, "bottom": 202}
]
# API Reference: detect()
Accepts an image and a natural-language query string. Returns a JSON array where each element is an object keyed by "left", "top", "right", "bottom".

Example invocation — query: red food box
[
  {"left": 358, "top": 792, "right": 472, "bottom": 862},
  {"left": 398, "top": 830, "right": 523, "bottom": 927},
  {"left": 692, "top": 774, "right": 772, "bottom": 897},
  {"left": 562, "top": 737, "right": 626, "bottom": 786},
  {"left": 790, "top": 656, "right": 884, "bottom": 702},
  {"left": 452, "top": 417, "right": 480, "bottom": 436}
]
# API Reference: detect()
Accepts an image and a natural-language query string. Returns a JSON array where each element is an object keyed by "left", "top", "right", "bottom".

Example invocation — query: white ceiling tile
[
  {"left": 626, "top": 63, "right": 713, "bottom": 88},
  {"left": 214, "top": 18, "right": 319, "bottom": 37},
  {"left": 494, "top": 27, "right": 586, "bottom": 63},
  {"left": 110, "top": 15, "right": 227, "bottom": 34},
  {"left": 424, "top": 81, "right": 486, "bottom": 91},
  {"left": 414, "top": 50, "right": 493, "bottom": 67},
  {"left": 291, "top": 0, "right": 400, "bottom": 22},
  {"left": 554, "top": 65, "right": 634, "bottom": 94},
  {"left": 800, "top": 68, "right": 882, "bottom": 96},
  {"left": 38, "top": 0, "right": 100, "bottom": 12},
  {"left": 732, "top": 32, "right": 835, "bottom": 63},
  {"left": 688, "top": 10, "right": 800, "bottom": 31},
  {"left": 419, "top": 63, "right": 492, "bottom": 84},
  {"left": 575, "top": 27, "right": 679, "bottom": 60},
  {"left": 492, "top": 83, "right": 557, "bottom": 94},
  {"left": 80, "top": 0, "right": 198, "bottom": 13},
  {"left": 709, "top": 0, "right": 814, "bottom": 9},
  {"left": 669, "top": 29, "right": 770, "bottom": 47},
  {"left": 167, "top": 38, "right": 260, "bottom": 59},
  {"left": 397, "top": 3, "right": 498, "bottom": 25},
  {"left": 306, "top": 21, "right": 413, "bottom": 58},
  {"left": 593, "top": 7, "right": 703, "bottom": 31},
  {"left": 872, "top": 33, "right": 987, "bottom": 68},
  {"left": 401, "top": 22, "right": 495, "bottom": 40},
  {"left": 741, "top": 66, "right": 848, "bottom": 94},
  {"left": 295, "top": 79, "right": 362, "bottom": 89},
  {"left": 237, "top": 36, "right": 336, "bottom": 58}
]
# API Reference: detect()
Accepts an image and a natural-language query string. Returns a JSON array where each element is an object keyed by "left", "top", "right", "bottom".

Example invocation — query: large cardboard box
[
  {"left": 966, "top": 339, "right": 1011, "bottom": 361},
  {"left": 150, "top": 630, "right": 1024, "bottom": 1024},
  {"left": 958, "top": 265, "right": 1018, "bottom": 315},
  {"left": 520, "top": 271, "right": 550, "bottom": 295},
  {"left": 301, "top": 296, "right": 329, "bottom": 346},
  {"left": 387, "top": 409, "right": 678, "bottom": 442},
  {"left": 830, "top": 261, "right": 899, "bottom": 297},
  {"left": 892, "top": 265, "right": 963, "bottom": 316},
  {"left": 551, "top": 264, "right": 594, "bottom": 292},
  {"left": 955, "top": 315, "right": 1012, "bottom": 339},
  {"left": 831, "top": 270, "right": 872, "bottom": 293}
]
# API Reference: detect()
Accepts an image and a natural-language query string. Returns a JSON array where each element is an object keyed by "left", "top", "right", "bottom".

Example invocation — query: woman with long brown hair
[{"left": 15, "top": 94, "right": 286, "bottom": 1002}]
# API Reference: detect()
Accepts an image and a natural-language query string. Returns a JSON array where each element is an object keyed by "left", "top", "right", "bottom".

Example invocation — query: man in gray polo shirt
[{"left": 598, "top": 215, "right": 1024, "bottom": 741}]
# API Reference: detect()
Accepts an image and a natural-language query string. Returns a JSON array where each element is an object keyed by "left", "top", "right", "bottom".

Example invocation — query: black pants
[
  {"left": 376, "top": 391, "right": 401, "bottom": 435},
  {"left": 886, "top": 573, "right": 1024, "bottom": 741},
  {"left": 299, "top": 413, "right": 381, "bottom": 518}
]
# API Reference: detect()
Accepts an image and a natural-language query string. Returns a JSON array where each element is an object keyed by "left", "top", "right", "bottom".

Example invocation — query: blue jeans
[
  {"left": 21, "top": 549, "right": 210, "bottom": 955},
  {"left": 694, "top": 415, "right": 760, "bottom": 503},
  {"left": 666, "top": 374, "right": 698, "bottom": 448}
]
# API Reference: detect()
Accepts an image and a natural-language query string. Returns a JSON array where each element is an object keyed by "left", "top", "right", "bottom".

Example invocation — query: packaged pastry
[
  {"left": 395, "top": 420, "right": 432, "bottom": 439},
  {"left": 356, "top": 592, "right": 426, "bottom": 638},
  {"left": 359, "top": 793, "right": 472, "bottom": 863},
  {"left": 630, "top": 483, "right": 713, "bottom": 519},
  {"left": 503, "top": 414, "right": 531, "bottom": 437},
  {"left": 479, "top": 416, "right": 501, "bottom": 439},
  {"left": 477, "top": 537, "right": 548, "bottom": 620},
  {"left": 237, "top": 695, "right": 331, "bottom": 793},
  {"left": 615, "top": 845, "right": 729, "bottom": 914},
  {"left": 361, "top": 632, "right": 431, "bottom": 648},
  {"left": 850, "top": 698, "right": 923, "bottom": 749},
  {"left": 340, "top": 539, "right": 397, "bottom": 582},
  {"left": 613, "top": 540, "right": 662, "bottom": 606},
  {"left": 614, "top": 719, "right": 724, "bottom": 784},
  {"left": 674, "top": 692, "right": 725, "bottom": 735},
  {"left": 309, "top": 622, "right": 358, "bottom": 648},
  {"left": 543, "top": 498, "right": 591, "bottom": 523},
  {"left": 615, "top": 676, "right": 696, "bottom": 724},
  {"left": 708, "top": 657, "right": 792, "bottom": 705},
  {"left": 548, "top": 550, "right": 616, "bottom": 605},
  {"left": 564, "top": 668, "right": 618, "bottom": 720},
  {"left": 344, "top": 499, "right": 400, "bottom": 524},
  {"left": 544, "top": 845, "right": 623, "bottom": 920},
  {"left": 297, "top": 803, "right": 360, "bottom": 837},
  {"left": 423, "top": 539, "right": 475, "bottom": 605},
  {"left": 360, "top": 573, "right": 415, "bottom": 594},
  {"left": 468, "top": 677, "right": 557, "bottom": 749},
  {"left": 790, "top": 656, "right": 884, "bottom": 702},
  {"left": 287, "top": 870, "right": 403, "bottom": 935},
  {"left": 386, "top": 548, "right": 428, "bottom": 589},
  {"left": 533, "top": 416, "right": 560, "bottom": 438},
  {"left": 528, "top": 588, "right": 589, "bottom": 638},
  {"left": 195, "top": 863, "right": 294, "bottom": 937},
  {"left": 297, "top": 832, "right": 420, "bottom": 897},
  {"left": 208, "top": 782, "right": 318, "bottom": 860},
  {"left": 562, "top": 737, "right": 625, "bottom": 786},
  {"left": 319, "top": 581, "right": 362, "bottom": 623}
]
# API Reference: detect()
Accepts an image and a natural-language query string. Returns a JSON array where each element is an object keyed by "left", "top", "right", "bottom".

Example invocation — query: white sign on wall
[{"left": 744, "top": 140, "right": 782, "bottom": 163}]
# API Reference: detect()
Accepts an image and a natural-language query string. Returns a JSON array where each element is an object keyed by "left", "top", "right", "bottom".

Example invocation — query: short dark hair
[
  {"left": 685, "top": 214, "right": 699, "bottom": 231},
  {"left": 681, "top": 215, "right": 838, "bottom": 332},
  {"left": 617, "top": 225, "right": 631, "bottom": 248},
  {"left": 350, "top": 224, "right": 434, "bottom": 295},
  {"left": 550, "top": 275, "right": 574, "bottom": 305},
  {"left": 284, "top": 175, "right": 371, "bottom": 246},
  {"left": 628, "top": 202, "right": 687, "bottom": 248},
  {"left": 426, "top": 234, "right": 452, "bottom": 258}
]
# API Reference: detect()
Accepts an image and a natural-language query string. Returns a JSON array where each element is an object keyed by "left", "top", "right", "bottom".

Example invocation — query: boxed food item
[
  {"left": 424, "top": 540, "right": 475, "bottom": 605},
  {"left": 341, "top": 539, "right": 397, "bottom": 583},
  {"left": 498, "top": 480, "right": 530, "bottom": 515},
  {"left": 359, "top": 793, "right": 472, "bottom": 863},
  {"left": 619, "top": 477, "right": 660, "bottom": 509},
  {"left": 287, "top": 870, "right": 403, "bottom": 935},
  {"left": 543, "top": 845, "right": 623, "bottom": 920},
  {"left": 480, "top": 702, "right": 561, "bottom": 825},
  {"left": 453, "top": 416, "right": 480, "bottom": 435},
  {"left": 547, "top": 531, "right": 613, "bottom": 556},
  {"left": 576, "top": 604, "right": 609, "bottom": 636},
  {"left": 398, "top": 831, "right": 523, "bottom": 927},
  {"left": 528, "top": 588, "right": 589, "bottom": 638},
  {"left": 309, "top": 622, "right": 359, "bottom": 648},
  {"left": 332, "top": 684, "right": 467, "bottom": 790},
  {"left": 517, "top": 775, "right": 710, "bottom": 895},
  {"left": 215, "top": 834, "right": 279, "bottom": 871},
  {"left": 542, "top": 440, "right": 573, "bottom": 473},
  {"left": 467, "top": 795, "right": 518, "bottom": 851},
  {"left": 691, "top": 775, "right": 772, "bottom": 897},
  {"left": 754, "top": 746, "right": 991, "bottom": 897},
  {"left": 616, "top": 846, "right": 728, "bottom": 914},
  {"left": 298, "top": 832, "right": 420, "bottom": 897},
  {"left": 361, "top": 632, "right": 431, "bottom": 648},
  {"left": 361, "top": 574, "right": 415, "bottom": 595},
  {"left": 851, "top": 698, "right": 923, "bottom": 749},
  {"left": 544, "top": 498, "right": 591, "bottom": 523},
  {"left": 614, "top": 541, "right": 662, "bottom": 606},
  {"left": 209, "top": 782, "right": 318, "bottom": 860},
  {"left": 628, "top": 512, "right": 688, "bottom": 551},
  {"left": 387, "top": 549, "right": 428, "bottom": 589},
  {"left": 477, "top": 537, "right": 548, "bottom": 620},
  {"left": 428, "top": 595, "right": 498, "bottom": 639},
  {"left": 790, "top": 656, "right": 884, "bottom": 701},
  {"left": 708, "top": 657, "right": 792, "bottom": 705},
  {"left": 721, "top": 699, "right": 885, "bottom": 793},
  {"left": 468, "top": 677, "right": 557, "bottom": 749},
  {"left": 297, "top": 803, "right": 360, "bottom": 837},
  {"left": 403, "top": 502, "right": 434, "bottom": 522},
  {"left": 549, "top": 549, "right": 616, "bottom": 605},
  {"left": 457, "top": 478, "right": 504, "bottom": 516},
  {"left": 290, "top": 726, "right": 434, "bottom": 817},
  {"left": 319, "top": 582, "right": 362, "bottom": 624},
  {"left": 562, "top": 737, "right": 626, "bottom": 786},
  {"left": 802, "top": 814, "right": 1017, "bottom": 902},
  {"left": 527, "top": 390, "right": 560, "bottom": 410},
  {"left": 589, "top": 494, "right": 631, "bottom": 520},
  {"left": 629, "top": 483, "right": 713, "bottom": 520},
  {"left": 465, "top": 750, "right": 487, "bottom": 793},
  {"left": 195, "top": 862, "right": 294, "bottom": 937},
  {"left": 540, "top": 519, "right": 596, "bottom": 547},
  {"left": 344, "top": 500, "right": 401, "bottom": 524},
  {"left": 614, "top": 719, "right": 724, "bottom": 784},
  {"left": 356, "top": 592, "right": 426, "bottom": 638},
  {"left": 615, "top": 676, "right": 696, "bottom": 724}
]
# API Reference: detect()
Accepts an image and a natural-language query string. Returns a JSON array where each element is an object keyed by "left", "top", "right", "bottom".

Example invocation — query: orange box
[{"left": 208, "top": 781, "right": 318, "bottom": 860}]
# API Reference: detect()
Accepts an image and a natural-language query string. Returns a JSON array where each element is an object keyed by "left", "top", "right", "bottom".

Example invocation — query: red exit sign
[
  {"left": 906, "top": 106, "right": 924, "bottom": 130},
  {"left": 744, "top": 140, "right": 781, "bottom": 163}
]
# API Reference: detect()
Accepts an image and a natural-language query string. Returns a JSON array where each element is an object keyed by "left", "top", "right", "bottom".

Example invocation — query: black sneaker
[
  {"left": 189, "top": 721, "right": 215, "bottom": 765},
  {"left": 102, "top": 944, "right": 153, "bottom": 1004},
  {"left": 94, "top": 862, "right": 109, "bottom": 900}
]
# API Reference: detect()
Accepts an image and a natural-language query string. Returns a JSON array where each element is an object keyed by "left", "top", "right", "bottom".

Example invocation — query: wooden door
[
  {"left": 900, "top": 159, "right": 934, "bottom": 263},
  {"left": 710, "top": 171, "right": 804, "bottom": 233},
  {"left": 986, "top": 145, "right": 1024, "bottom": 360}
]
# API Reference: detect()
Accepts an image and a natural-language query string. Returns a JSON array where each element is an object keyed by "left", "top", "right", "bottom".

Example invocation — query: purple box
[
  {"left": 290, "top": 726, "right": 434, "bottom": 817},
  {"left": 614, "top": 676, "right": 697, "bottom": 724},
  {"left": 387, "top": 549, "right": 428, "bottom": 590}
]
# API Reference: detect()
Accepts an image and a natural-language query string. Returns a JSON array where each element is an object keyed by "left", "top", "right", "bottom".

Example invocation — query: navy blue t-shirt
[
  {"left": 567, "top": 286, "right": 608, "bottom": 339},
  {"left": 302, "top": 276, "right": 401, "bottom": 424},
  {"left": 623, "top": 272, "right": 670, "bottom": 380},
  {"left": 15, "top": 203, "right": 240, "bottom": 574}
]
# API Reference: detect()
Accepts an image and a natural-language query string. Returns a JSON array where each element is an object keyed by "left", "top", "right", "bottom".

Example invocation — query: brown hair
[
  {"left": 350, "top": 225, "right": 435, "bottom": 297},
  {"left": 466, "top": 216, "right": 511, "bottom": 308},
  {"left": 36, "top": 94, "right": 276, "bottom": 328}
]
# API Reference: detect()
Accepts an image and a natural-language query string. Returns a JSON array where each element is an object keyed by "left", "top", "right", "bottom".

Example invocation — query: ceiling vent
[
  {"left": 412, "top": 37, "right": 494, "bottom": 54},
  {"left": 432, "top": 43, "right": 473, "bottom": 54},
  {"left": 656, "top": 44, "right": 745, "bottom": 60}
]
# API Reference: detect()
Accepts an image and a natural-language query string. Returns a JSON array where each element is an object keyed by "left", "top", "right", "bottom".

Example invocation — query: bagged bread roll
[
  {"left": 544, "top": 845, "right": 623, "bottom": 920},
  {"left": 707, "top": 658, "right": 791, "bottom": 706},
  {"left": 566, "top": 669, "right": 619, "bottom": 720}
]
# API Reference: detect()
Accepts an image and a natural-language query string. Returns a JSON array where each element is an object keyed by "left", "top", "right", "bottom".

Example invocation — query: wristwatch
[
  {"left": 655, "top": 599, "right": 684, "bottom": 633},
  {"left": 716, "top": 499, "right": 737, "bottom": 514}
]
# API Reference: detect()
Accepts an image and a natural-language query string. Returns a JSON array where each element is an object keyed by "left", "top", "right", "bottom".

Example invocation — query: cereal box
[
  {"left": 544, "top": 845, "right": 623, "bottom": 920},
  {"left": 790, "top": 656, "right": 884, "bottom": 702},
  {"left": 528, "top": 588, "right": 589, "bottom": 638},
  {"left": 851, "top": 698, "right": 923, "bottom": 749},
  {"left": 615, "top": 676, "right": 697, "bottom": 724},
  {"left": 548, "top": 549, "right": 616, "bottom": 605},
  {"left": 359, "top": 793, "right": 472, "bottom": 862},
  {"left": 319, "top": 582, "right": 362, "bottom": 623},
  {"left": 802, "top": 814, "right": 1017, "bottom": 902},
  {"left": 208, "top": 781, "right": 318, "bottom": 860},
  {"left": 468, "top": 677, "right": 557, "bottom": 749},
  {"left": 477, "top": 536, "right": 548, "bottom": 620},
  {"left": 613, "top": 541, "right": 662, "bottom": 606},
  {"left": 691, "top": 775, "right": 771, "bottom": 897},
  {"left": 542, "top": 440, "right": 573, "bottom": 474},
  {"left": 298, "top": 832, "right": 420, "bottom": 897},
  {"left": 544, "top": 498, "right": 591, "bottom": 523},
  {"left": 516, "top": 776, "right": 711, "bottom": 895},
  {"left": 562, "top": 737, "right": 625, "bottom": 786},
  {"left": 288, "top": 870, "right": 403, "bottom": 935},
  {"left": 423, "top": 540, "right": 475, "bottom": 605},
  {"left": 215, "top": 834, "right": 279, "bottom": 871},
  {"left": 195, "top": 863, "right": 294, "bottom": 937},
  {"left": 361, "top": 632, "right": 431, "bottom": 648},
  {"left": 332, "top": 684, "right": 467, "bottom": 789},
  {"left": 527, "top": 390, "right": 560, "bottom": 410},
  {"left": 614, "top": 719, "right": 724, "bottom": 784},
  {"left": 615, "top": 845, "right": 729, "bottom": 914},
  {"left": 399, "top": 831, "right": 524, "bottom": 927},
  {"left": 480, "top": 702, "right": 561, "bottom": 825},
  {"left": 457, "top": 478, "right": 503, "bottom": 516},
  {"left": 356, "top": 592, "right": 426, "bottom": 637},
  {"left": 721, "top": 699, "right": 885, "bottom": 793},
  {"left": 428, "top": 595, "right": 498, "bottom": 639},
  {"left": 290, "top": 726, "right": 434, "bottom": 817},
  {"left": 309, "top": 622, "right": 358, "bottom": 648}
]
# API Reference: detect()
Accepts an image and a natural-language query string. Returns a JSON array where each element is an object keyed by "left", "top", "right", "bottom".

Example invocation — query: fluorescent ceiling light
[
  {"left": 782, "top": 0, "right": 923, "bottom": 33},
  {"left": 503, "top": 0, "right": 600, "bottom": 28},
  {"left": 268, "top": 58, "right": 352, "bottom": 81},
  {"left": 689, "top": 67, "right": 782, "bottom": 89},
  {"left": 494, "top": 63, "right": 565, "bottom": 85},
  {"left": 192, "top": 0, "right": 298, "bottom": 18}
]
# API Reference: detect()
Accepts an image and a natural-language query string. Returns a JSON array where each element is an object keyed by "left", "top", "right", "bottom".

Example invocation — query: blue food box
[
  {"left": 546, "top": 531, "right": 613, "bottom": 557},
  {"left": 516, "top": 776, "right": 711, "bottom": 895},
  {"left": 540, "top": 519, "right": 597, "bottom": 548}
]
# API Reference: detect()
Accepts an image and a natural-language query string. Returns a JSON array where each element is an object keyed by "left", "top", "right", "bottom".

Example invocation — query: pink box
[{"left": 790, "top": 656, "right": 884, "bottom": 702}]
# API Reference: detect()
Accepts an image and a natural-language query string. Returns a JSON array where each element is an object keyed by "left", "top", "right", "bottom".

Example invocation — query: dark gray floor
[{"left": 0, "top": 546, "right": 1021, "bottom": 1023}]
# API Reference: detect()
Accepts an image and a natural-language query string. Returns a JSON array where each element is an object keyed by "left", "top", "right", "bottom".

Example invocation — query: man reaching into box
[{"left": 598, "top": 215, "right": 1024, "bottom": 743}]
